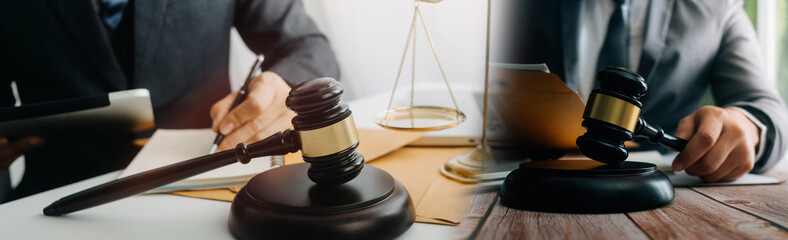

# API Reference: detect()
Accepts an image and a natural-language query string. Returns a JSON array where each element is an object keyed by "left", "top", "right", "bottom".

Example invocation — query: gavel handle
[
  {"left": 43, "top": 130, "right": 300, "bottom": 216},
  {"left": 635, "top": 118, "right": 688, "bottom": 151},
  {"left": 656, "top": 133, "right": 688, "bottom": 151}
]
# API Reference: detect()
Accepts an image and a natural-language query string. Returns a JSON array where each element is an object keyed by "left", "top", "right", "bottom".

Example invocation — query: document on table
[{"left": 119, "top": 129, "right": 275, "bottom": 192}]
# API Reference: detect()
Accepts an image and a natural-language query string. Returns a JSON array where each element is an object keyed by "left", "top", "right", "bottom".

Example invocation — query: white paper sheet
[{"left": 119, "top": 129, "right": 274, "bottom": 192}]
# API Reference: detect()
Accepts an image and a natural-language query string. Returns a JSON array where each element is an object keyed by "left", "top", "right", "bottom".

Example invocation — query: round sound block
[
  {"left": 228, "top": 163, "right": 415, "bottom": 240},
  {"left": 500, "top": 160, "right": 673, "bottom": 213}
]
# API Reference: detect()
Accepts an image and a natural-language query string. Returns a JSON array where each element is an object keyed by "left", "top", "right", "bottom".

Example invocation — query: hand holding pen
[{"left": 209, "top": 56, "right": 297, "bottom": 153}]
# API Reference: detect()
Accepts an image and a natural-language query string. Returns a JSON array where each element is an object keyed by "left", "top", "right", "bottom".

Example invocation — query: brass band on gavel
[
  {"left": 298, "top": 114, "right": 360, "bottom": 158},
  {"left": 583, "top": 93, "right": 641, "bottom": 132}
]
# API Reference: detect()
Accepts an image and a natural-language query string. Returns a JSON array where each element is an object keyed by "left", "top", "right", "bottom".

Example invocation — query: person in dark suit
[
  {"left": 496, "top": 0, "right": 788, "bottom": 182},
  {"left": 0, "top": 0, "right": 338, "bottom": 201}
]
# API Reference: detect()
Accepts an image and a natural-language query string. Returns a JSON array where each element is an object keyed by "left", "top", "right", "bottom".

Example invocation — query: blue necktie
[
  {"left": 597, "top": 0, "right": 630, "bottom": 72},
  {"left": 101, "top": 0, "right": 128, "bottom": 30}
]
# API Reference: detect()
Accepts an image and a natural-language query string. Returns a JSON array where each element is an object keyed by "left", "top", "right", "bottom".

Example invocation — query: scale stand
[{"left": 439, "top": 0, "right": 494, "bottom": 183}]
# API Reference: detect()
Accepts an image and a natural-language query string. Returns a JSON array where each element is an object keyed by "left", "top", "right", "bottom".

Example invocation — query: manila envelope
[{"left": 490, "top": 68, "right": 587, "bottom": 150}]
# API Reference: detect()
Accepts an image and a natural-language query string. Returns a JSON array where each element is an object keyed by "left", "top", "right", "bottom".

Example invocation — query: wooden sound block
[
  {"left": 500, "top": 160, "right": 674, "bottom": 213},
  {"left": 228, "top": 163, "right": 415, "bottom": 240}
]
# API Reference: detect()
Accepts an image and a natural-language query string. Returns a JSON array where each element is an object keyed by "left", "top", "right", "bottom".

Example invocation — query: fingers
[
  {"left": 672, "top": 107, "right": 760, "bottom": 183},
  {"left": 245, "top": 110, "right": 296, "bottom": 143},
  {"left": 699, "top": 146, "right": 753, "bottom": 183},
  {"left": 673, "top": 112, "right": 697, "bottom": 141},
  {"left": 214, "top": 73, "right": 283, "bottom": 135},
  {"left": 720, "top": 164, "right": 753, "bottom": 182},
  {"left": 669, "top": 113, "right": 696, "bottom": 152},
  {"left": 673, "top": 107, "right": 725, "bottom": 171},
  {"left": 217, "top": 95, "right": 271, "bottom": 135},
  {"left": 217, "top": 110, "right": 295, "bottom": 151},
  {"left": 211, "top": 92, "right": 239, "bottom": 133},
  {"left": 212, "top": 71, "right": 294, "bottom": 151},
  {"left": 216, "top": 110, "right": 291, "bottom": 151},
  {"left": 684, "top": 126, "right": 738, "bottom": 176}
]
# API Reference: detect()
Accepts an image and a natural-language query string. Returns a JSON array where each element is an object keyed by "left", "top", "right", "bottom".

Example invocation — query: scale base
[
  {"left": 440, "top": 145, "right": 489, "bottom": 183},
  {"left": 500, "top": 160, "right": 673, "bottom": 213},
  {"left": 229, "top": 163, "right": 415, "bottom": 240}
]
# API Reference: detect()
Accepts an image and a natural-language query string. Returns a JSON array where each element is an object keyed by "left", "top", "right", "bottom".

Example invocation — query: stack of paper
[{"left": 119, "top": 129, "right": 275, "bottom": 192}]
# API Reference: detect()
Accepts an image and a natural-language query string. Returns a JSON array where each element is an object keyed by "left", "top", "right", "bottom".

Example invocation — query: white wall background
[{"left": 229, "top": 0, "right": 489, "bottom": 100}]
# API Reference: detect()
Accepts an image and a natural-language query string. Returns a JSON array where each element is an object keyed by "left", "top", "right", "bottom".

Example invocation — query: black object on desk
[
  {"left": 44, "top": 78, "right": 414, "bottom": 240},
  {"left": 500, "top": 67, "right": 676, "bottom": 213},
  {"left": 501, "top": 160, "right": 673, "bottom": 213}
]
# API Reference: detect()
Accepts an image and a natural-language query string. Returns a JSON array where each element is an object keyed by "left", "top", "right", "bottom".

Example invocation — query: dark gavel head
[
  {"left": 576, "top": 67, "right": 648, "bottom": 164},
  {"left": 286, "top": 78, "right": 364, "bottom": 185}
]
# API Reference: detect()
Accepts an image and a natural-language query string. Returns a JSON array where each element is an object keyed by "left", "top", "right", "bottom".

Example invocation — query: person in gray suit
[
  {"left": 0, "top": 0, "right": 338, "bottom": 201},
  {"left": 497, "top": 0, "right": 788, "bottom": 182}
]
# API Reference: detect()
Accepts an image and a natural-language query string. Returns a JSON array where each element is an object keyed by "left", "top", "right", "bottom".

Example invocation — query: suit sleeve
[
  {"left": 710, "top": 1, "right": 788, "bottom": 173},
  {"left": 233, "top": 0, "right": 340, "bottom": 86},
  {"left": 0, "top": 56, "right": 12, "bottom": 107},
  {"left": 0, "top": 0, "right": 13, "bottom": 107}
]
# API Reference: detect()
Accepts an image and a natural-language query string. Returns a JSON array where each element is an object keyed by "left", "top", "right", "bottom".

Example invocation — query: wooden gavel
[{"left": 577, "top": 67, "right": 688, "bottom": 165}]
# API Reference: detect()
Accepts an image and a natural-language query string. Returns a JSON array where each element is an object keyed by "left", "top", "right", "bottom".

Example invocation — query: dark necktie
[
  {"left": 597, "top": 0, "right": 630, "bottom": 72},
  {"left": 100, "top": 0, "right": 128, "bottom": 30}
]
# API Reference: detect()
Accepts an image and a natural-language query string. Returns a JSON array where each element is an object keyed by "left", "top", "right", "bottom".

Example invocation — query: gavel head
[
  {"left": 286, "top": 78, "right": 365, "bottom": 185},
  {"left": 576, "top": 67, "right": 647, "bottom": 164}
]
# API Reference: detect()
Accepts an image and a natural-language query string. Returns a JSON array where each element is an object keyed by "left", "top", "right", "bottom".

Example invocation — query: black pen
[{"left": 209, "top": 55, "right": 265, "bottom": 154}]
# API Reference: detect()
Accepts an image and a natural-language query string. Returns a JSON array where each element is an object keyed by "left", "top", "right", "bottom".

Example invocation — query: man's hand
[
  {"left": 1, "top": 136, "right": 44, "bottom": 176},
  {"left": 672, "top": 106, "right": 760, "bottom": 182},
  {"left": 210, "top": 71, "right": 296, "bottom": 151}
]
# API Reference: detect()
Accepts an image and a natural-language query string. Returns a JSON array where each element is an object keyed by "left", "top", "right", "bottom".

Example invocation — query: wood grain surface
[
  {"left": 459, "top": 161, "right": 788, "bottom": 240},
  {"left": 627, "top": 188, "right": 788, "bottom": 240},
  {"left": 454, "top": 189, "right": 498, "bottom": 240},
  {"left": 692, "top": 185, "right": 788, "bottom": 231},
  {"left": 474, "top": 198, "right": 649, "bottom": 240}
]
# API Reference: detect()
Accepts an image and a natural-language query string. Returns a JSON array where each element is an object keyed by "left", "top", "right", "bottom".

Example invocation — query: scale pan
[{"left": 374, "top": 106, "right": 466, "bottom": 132}]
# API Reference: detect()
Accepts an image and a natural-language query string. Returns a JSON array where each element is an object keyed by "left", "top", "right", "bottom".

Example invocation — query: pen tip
[
  {"left": 43, "top": 201, "right": 62, "bottom": 216},
  {"left": 209, "top": 144, "right": 218, "bottom": 154}
]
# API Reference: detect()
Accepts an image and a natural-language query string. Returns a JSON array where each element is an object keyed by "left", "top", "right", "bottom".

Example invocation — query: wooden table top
[{"left": 456, "top": 159, "right": 788, "bottom": 239}]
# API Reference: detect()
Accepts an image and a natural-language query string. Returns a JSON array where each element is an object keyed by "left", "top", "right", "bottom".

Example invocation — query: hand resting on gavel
[
  {"left": 578, "top": 67, "right": 760, "bottom": 182},
  {"left": 672, "top": 106, "right": 760, "bottom": 182}
]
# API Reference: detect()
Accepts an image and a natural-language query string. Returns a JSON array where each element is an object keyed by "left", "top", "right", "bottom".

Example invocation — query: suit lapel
[
  {"left": 637, "top": 0, "right": 675, "bottom": 83},
  {"left": 46, "top": 0, "right": 126, "bottom": 91},
  {"left": 560, "top": 0, "right": 584, "bottom": 92},
  {"left": 133, "top": 0, "right": 169, "bottom": 88}
]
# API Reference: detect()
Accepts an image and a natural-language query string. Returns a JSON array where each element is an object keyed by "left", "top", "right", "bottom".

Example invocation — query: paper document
[
  {"left": 119, "top": 129, "right": 275, "bottom": 192},
  {"left": 490, "top": 62, "right": 550, "bottom": 73},
  {"left": 490, "top": 66, "right": 587, "bottom": 150}
]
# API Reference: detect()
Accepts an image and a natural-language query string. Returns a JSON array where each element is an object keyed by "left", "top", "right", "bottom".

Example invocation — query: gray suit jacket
[
  {"left": 496, "top": 0, "right": 788, "bottom": 173},
  {"left": 0, "top": 0, "right": 338, "bottom": 200}
]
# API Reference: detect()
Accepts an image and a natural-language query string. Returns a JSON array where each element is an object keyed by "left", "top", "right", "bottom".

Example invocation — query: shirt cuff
[{"left": 729, "top": 107, "right": 767, "bottom": 161}]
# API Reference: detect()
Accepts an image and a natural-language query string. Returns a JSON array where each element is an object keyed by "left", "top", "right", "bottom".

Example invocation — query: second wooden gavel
[{"left": 577, "top": 67, "right": 688, "bottom": 165}]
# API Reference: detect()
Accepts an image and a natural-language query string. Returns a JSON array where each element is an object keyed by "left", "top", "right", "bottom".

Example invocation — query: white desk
[{"left": 0, "top": 171, "right": 456, "bottom": 239}]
